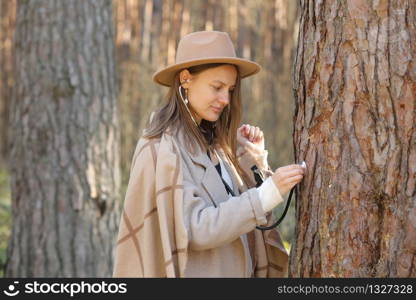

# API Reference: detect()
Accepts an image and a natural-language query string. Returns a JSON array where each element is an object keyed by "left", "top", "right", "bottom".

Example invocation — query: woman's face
[{"left": 180, "top": 65, "right": 237, "bottom": 124}]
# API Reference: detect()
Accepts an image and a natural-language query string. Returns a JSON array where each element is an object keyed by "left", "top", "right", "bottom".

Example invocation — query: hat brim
[{"left": 152, "top": 57, "right": 261, "bottom": 87}]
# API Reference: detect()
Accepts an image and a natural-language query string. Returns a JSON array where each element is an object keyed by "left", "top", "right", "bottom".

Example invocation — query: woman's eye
[{"left": 211, "top": 85, "right": 234, "bottom": 93}]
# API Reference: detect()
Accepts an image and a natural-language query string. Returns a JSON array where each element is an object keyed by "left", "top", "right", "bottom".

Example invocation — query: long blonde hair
[{"left": 144, "top": 63, "right": 251, "bottom": 186}]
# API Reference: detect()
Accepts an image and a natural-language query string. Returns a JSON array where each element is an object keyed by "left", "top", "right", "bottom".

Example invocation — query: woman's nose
[{"left": 218, "top": 92, "right": 230, "bottom": 106}]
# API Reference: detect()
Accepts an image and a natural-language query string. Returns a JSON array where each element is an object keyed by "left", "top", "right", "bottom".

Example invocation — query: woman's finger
[
  {"left": 238, "top": 125, "right": 249, "bottom": 140},
  {"left": 249, "top": 126, "right": 256, "bottom": 141},
  {"left": 253, "top": 127, "right": 260, "bottom": 140},
  {"left": 239, "top": 124, "right": 265, "bottom": 146},
  {"left": 255, "top": 129, "right": 263, "bottom": 142},
  {"left": 276, "top": 164, "right": 304, "bottom": 173},
  {"left": 237, "top": 130, "right": 248, "bottom": 144},
  {"left": 274, "top": 168, "right": 303, "bottom": 180},
  {"left": 286, "top": 174, "right": 304, "bottom": 183},
  {"left": 282, "top": 168, "right": 305, "bottom": 178},
  {"left": 242, "top": 124, "right": 248, "bottom": 134}
]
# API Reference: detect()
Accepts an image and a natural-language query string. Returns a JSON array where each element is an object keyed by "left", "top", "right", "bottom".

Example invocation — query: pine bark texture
[
  {"left": 291, "top": 0, "right": 416, "bottom": 277},
  {"left": 5, "top": 0, "right": 120, "bottom": 277}
]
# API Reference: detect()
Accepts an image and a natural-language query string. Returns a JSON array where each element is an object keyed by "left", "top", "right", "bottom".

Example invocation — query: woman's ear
[{"left": 179, "top": 69, "right": 192, "bottom": 88}]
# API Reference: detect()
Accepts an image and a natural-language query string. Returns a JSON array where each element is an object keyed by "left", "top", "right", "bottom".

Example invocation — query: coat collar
[{"left": 173, "top": 126, "right": 211, "bottom": 168}]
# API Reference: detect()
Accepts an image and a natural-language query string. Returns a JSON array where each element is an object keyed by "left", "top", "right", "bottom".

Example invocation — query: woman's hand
[
  {"left": 271, "top": 164, "right": 305, "bottom": 196},
  {"left": 237, "top": 124, "right": 265, "bottom": 154}
]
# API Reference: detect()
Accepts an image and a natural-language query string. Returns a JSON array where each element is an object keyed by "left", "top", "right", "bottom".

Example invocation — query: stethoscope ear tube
[{"left": 255, "top": 185, "right": 295, "bottom": 231}]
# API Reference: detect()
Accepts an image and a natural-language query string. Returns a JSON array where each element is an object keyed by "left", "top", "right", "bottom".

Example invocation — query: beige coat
[{"left": 113, "top": 126, "right": 288, "bottom": 277}]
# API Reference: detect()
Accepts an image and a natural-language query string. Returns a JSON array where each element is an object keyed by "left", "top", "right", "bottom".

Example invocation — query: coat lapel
[
  {"left": 175, "top": 129, "right": 229, "bottom": 207},
  {"left": 200, "top": 164, "right": 229, "bottom": 207}
]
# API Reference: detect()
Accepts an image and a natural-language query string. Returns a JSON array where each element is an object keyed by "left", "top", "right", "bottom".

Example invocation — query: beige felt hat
[{"left": 152, "top": 31, "right": 261, "bottom": 87}]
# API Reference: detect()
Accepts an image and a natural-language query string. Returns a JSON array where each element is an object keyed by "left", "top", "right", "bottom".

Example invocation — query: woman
[{"left": 113, "top": 31, "right": 305, "bottom": 277}]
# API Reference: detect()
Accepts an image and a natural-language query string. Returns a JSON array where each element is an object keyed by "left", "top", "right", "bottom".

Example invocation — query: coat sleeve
[{"left": 181, "top": 162, "right": 269, "bottom": 252}]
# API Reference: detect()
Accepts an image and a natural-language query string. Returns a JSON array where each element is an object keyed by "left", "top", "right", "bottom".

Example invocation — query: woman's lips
[{"left": 211, "top": 106, "right": 222, "bottom": 113}]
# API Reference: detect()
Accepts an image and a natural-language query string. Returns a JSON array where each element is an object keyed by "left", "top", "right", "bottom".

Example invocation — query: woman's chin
[
  {"left": 199, "top": 110, "right": 222, "bottom": 123},
  {"left": 204, "top": 115, "right": 220, "bottom": 122}
]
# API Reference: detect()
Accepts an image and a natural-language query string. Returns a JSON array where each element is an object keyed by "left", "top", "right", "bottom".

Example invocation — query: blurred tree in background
[
  {"left": 0, "top": 0, "right": 16, "bottom": 275},
  {"left": 4, "top": 0, "right": 120, "bottom": 277},
  {"left": 0, "top": 0, "right": 299, "bottom": 276},
  {"left": 0, "top": 0, "right": 15, "bottom": 168}
]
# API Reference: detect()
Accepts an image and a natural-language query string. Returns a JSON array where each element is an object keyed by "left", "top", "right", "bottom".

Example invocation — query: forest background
[
  {"left": 0, "top": 0, "right": 299, "bottom": 276},
  {"left": 2, "top": 0, "right": 414, "bottom": 278}
]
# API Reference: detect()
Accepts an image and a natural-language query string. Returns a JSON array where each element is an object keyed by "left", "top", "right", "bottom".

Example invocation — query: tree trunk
[
  {"left": 5, "top": 0, "right": 121, "bottom": 277},
  {"left": 141, "top": 0, "right": 154, "bottom": 61},
  {"left": 290, "top": 0, "right": 416, "bottom": 277},
  {"left": 0, "top": 0, "right": 17, "bottom": 168}
]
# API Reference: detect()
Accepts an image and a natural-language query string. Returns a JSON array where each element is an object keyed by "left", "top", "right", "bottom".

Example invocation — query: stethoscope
[
  {"left": 220, "top": 166, "right": 296, "bottom": 231},
  {"left": 233, "top": 165, "right": 297, "bottom": 231},
  {"left": 208, "top": 147, "right": 304, "bottom": 231},
  {"left": 255, "top": 186, "right": 295, "bottom": 231},
  {"left": 253, "top": 162, "right": 305, "bottom": 231}
]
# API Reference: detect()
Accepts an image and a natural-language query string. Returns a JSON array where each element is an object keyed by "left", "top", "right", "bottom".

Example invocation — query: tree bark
[
  {"left": 0, "top": 0, "right": 17, "bottom": 168},
  {"left": 141, "top": 0, "right": 154, "bottom": 61},
  {"left": 6, "top": 0, "right": 120, "bottom": 277},
  {"left": 291, "top": 0, "right": 416, "bottom": 277}
]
